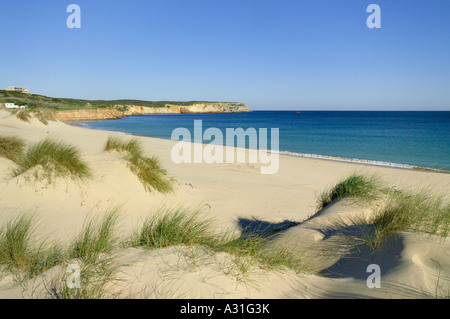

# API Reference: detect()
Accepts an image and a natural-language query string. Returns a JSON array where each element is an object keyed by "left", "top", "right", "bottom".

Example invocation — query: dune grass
[
  {"left": 13, "top": 138, "right": 91, "bottom": 181},
  {"left": 0, "top": 134, "right": 25, "bottom": 162},
  {"left": 69, "top": 210, "right": 120, "bottom": 265},
  {"left": 0, "top": 214, "right": 64, "bottom": 280},
  {"left": 133, "top": 208, "right": 311, "bottom": 274},
  {"left": 317, "top": 174, "right": 381, "bottom": 210},
  {"left": 50, "top": 210, "right": 122, "bottom": 299},
  {"left": 33, "top": 110, "right": 56, "bottom": 125},
  {"left": 105, "top": 136, "right": 143, "bottom": 158},
  {"left": 105, "top": 136, "right": 173, "bottom": 193},
  {"left": 0, "top": 210, "right": 122, "bottom": 298},
  {"left": 219, "top": 232, "right": 308, "bottom": 273},
  {"left": 45, "top": 259, "right": 122, "bottom": 299},
  {"left": 361, "top": 190, "right": 450, "bottom": 250},
  {"left": 317, "top": 174, "right": 450, "bottom": 251},
  {"left": 133, "top": 208, "right": 217, "bottom": 249},
  {"left": 15, "top": 110, "right": 31, "bottom": 123}
]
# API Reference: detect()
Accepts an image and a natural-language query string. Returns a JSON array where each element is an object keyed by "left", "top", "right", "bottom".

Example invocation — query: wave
[{"left": 274, "top": 150, "right": 445, "bottom": 172}]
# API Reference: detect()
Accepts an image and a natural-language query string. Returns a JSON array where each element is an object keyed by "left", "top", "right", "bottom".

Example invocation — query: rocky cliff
[
  {"left": 54, "top": 102, "right": 250, "bottom": 121},
  {"left": 123, "top": 102, "right": 249, "bottom": 115},
  {"left": 53, "top": 109, "right": 122, "bottom": 121}
]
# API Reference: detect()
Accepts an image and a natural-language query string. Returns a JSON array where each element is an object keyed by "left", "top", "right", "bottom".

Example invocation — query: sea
[{"left": 76, "top": 111, "right": 450, "bottom": 172}]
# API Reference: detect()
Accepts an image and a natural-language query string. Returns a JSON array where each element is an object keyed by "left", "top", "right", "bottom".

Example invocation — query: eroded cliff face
[
  {"left": 53, "top": 109, "right": 122, "bottom": 121},
  {"left": 54, "top": 102, "right": 250, "bottom": 120}
]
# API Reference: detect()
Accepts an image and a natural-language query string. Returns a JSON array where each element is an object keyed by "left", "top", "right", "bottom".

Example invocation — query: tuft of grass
[
  {"left": 317, "top": 174, "right": 380, "bottom": 210},
  {"left": 0, "top": 134, "right": 26, "bottom": 162},
  {"left": 45, "top": 260, "right": 122, "bottom": 299},
  {"left": 0, "top": 214, "right": 64, "bottom": 280},
  {"left": 0, "top": 210, "right": 123, "bottom": 297},
  {"left": 33, "top": 110, "right": 56, "bottom": 125},
  {"left": 362, "top": 190, "right": 450, "bottom": 250},
  {"left": 134, "top": 208, "right": 217, "bottom": 249},
  {"left": 14, "top": 138, "right": 91, "bottom": 181},
  {"left": 133, "top": 208, "right": 311, "bottom": 274},
  {"left": 105, "top": 136, "right": 143, "bottom": 158},
  {"left": 48, "top": 209, "right": 123, "bottom": 299},
  {"left": 128, "top": 155, "right": 173, "bottom": 193},
  {"left": 0, "top": 215, "right": 35, "bottom": 272},
  {"left": 15, "top": 110, "right": 31, "bottom": 123},
  {"left": 318, "top": 175, "right": 449, "bottom": 251},
  {"left": 69, "top": 210, "right": 120, "bottom": 265},
  {"left": 105, "top": 136, "right": 173, "bottom": 193},
  {"left": 219, "top": 231, "right": 310, "bottom": 273}
]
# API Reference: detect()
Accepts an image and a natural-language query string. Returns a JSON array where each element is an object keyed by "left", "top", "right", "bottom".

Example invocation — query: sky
[{"left": 0, "top": 0, "right": 449, "bottom": 110}]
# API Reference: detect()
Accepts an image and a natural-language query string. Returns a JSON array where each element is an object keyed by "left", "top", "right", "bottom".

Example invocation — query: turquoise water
[{"left": 78, "top": 111, "right": 450, "bottom": 171}]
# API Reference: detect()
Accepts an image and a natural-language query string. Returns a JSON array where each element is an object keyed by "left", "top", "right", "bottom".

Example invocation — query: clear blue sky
[{"left": 1, "top": 0, "right": 449, "bottom": 110}]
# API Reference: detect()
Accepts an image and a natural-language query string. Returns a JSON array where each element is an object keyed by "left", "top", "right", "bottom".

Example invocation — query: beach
[{"left": 0, "top": 110, "right": 449, "bottom": 299}]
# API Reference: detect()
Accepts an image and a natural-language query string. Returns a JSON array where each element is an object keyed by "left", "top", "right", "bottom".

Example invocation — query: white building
[
  {"left": 5, "top": 103, "right": 27, "bottom": 109},
  {"left": 5, "top": 86, "right": 30, "bottom": 94}
]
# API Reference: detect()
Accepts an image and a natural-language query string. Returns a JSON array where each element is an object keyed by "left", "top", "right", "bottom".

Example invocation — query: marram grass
[
  {"left": 13, "top": 138, "right": 91, "bottom": 181},
  {"left": 33, "top": 109, "right": 56, "bottom": 125},
  {"left": 0, "top": 214, "right": 64, "bottom": 280},
  {"left": 362, "top": 189, "right": 450, "bottom": 250},
  {"left": 0, "top": 134, "right": 25, "bottom": 162},
  {"left": 15, "top": 110, "right": 31, "bottom": 123},
  {"left": 69, "top": 209, "right": 120, "bottom": 265},
  {"left": 133, "top": 208, "right": 217, "bottom": 249},
  {"left": 0, "top": 209, "right": 122, "bottom": 297},
  {"left": 105, "top": 136, "right": 173, "bottom": 193},
  {"left": 317, "top": 174, "right": 380, "bottom": 210},
  {"left": 317, "top": 174, "right": 450, "bottom": 251},
  {"left": 133, "top": 207, "right": 312, "bottom": 274}
]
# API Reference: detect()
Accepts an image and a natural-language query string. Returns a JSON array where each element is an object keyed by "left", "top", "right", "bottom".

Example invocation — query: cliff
[
  {"left": 123, "top": 102, "right": 249, "bottom": 115},
  {"left": 53, "top": 109, "right": 122, "bottom": 121},
  {"left": 54, "top": 102, "right": 250, "bottom": 121}
]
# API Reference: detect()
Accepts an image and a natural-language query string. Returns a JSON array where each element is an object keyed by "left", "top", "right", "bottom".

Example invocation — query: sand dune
[{"left": 0, "top": 110, "right": 448, "bottom": 299}]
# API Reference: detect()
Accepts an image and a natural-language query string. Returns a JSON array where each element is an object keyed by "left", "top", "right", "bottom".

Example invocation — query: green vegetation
[
  {"left": 317, "top": 174, "right": 380, "bottom": 210},
  {"left": 133, "top": 208, "right": 217, "bottom": 249},
  {"left": 69, "top": 210, "right": 120, "bottom": 264},
  {"left": 105, "top": 136, "right": 143, "bottom": 158},
  {"left": 317, "top": 174, "right": 450, "bottom": 251},
  {"left": 105, "top": 136, "right": 173, "bottom": 193},
  {"left": 219, "top": 232, "right": 308, "bottom": 273},
  {"left": 0, "top": 134, "right": 25, "bottom": 162},
  {"left": 0, "top": 207, "right": 310, "bottom": 298},
  {"left": 362, "top": 190, "right": 450, "bottom": 250},
  {"left": 13, "top": 138, "right": 91, "bottom": 181},
  {"left": 15, "top": 109, "right": 31, "bottom": 122},
  {"left": 33, "top": 109, "right": 56, "bottom": 125},
  {"left": 49, "top": 210, "right": 122, "bottom": 299},
  {"left": 0, "top": 90, "right": 220, "bottom": 111},
  {"left": 0, "top": 170, "right": 446, "bottom": 297},
  {"left": 0, "top": 211, "right": 121, "bottom": 298},
  {"left": 0, "top": 214, "right": 64, "bottom": 280},
  {"left": 133, "top": 207, "right": 311, "bottom": 274}
]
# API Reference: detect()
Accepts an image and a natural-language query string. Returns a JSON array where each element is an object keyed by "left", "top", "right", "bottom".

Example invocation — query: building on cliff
[{"left": 4, "top": 86, "right": 30, "bottom": 94}]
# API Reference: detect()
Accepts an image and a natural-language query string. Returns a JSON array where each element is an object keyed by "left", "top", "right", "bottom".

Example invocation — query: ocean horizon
[{"left": 76, "top": 110, "right": 450, "bottom": 172}]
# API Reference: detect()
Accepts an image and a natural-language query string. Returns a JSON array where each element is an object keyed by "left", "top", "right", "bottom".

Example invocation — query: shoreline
[{"left": 68, "top": 120, "right": 450, "bottom": 175}]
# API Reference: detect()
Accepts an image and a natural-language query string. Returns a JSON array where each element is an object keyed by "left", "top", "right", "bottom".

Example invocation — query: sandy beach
[{"left": 0, "top": 110, "right": 449, "bottom": 299}]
